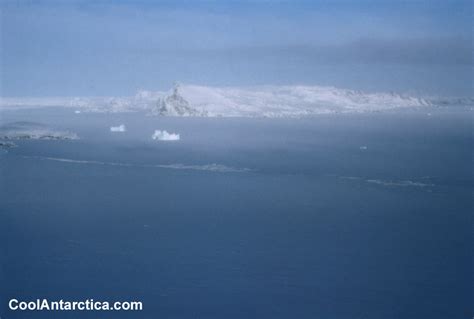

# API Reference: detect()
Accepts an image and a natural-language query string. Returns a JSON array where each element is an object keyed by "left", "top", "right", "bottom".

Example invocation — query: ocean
[{"left": 0, "top": 107, "right": 472, "bottom": 318}]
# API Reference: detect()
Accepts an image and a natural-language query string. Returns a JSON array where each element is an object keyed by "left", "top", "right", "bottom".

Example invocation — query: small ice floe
[
  {"left": 155, "top": 163, "right": 251, "bottom": 173},
  {"left": 24, "top": 155, "right": 253, "bottom": 174},
  {"left": 427, "top": 113, "right": 432, "bottom": 116},
  {"left": 366, "top": 179, "right": 434, "bottom": 187},
  {"left": 110, "top": 124, "right": 126, "bottom": 132},
  {"left": 359, "top": 146, "right": 368, "bottom": 150},
  {"left": 74, "top": 110, "right": 81, "bottom": 114},
  {"left": 152, "top": 130, "right": 180, "bottom": 141}
]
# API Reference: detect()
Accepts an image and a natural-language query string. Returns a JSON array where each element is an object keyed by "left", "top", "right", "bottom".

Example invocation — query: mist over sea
[{"left": 0, "top": 106, "right": 472, "bottom": 319}]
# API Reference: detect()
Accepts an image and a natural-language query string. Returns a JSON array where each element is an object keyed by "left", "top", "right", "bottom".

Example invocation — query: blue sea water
[{"left": 0, "top": 108, "right": 472, "bottom": 318}]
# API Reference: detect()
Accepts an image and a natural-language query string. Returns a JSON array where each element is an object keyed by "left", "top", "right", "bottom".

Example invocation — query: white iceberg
[
  {"left": 152, "top": 130, "right": 180, "bottom": 141},
  {"left": 110, "top": 124, "right": 126, "bottom": 132}
]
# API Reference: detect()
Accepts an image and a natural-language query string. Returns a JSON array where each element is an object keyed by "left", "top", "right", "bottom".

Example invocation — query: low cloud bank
[
  {"left": 110, "top": 124, "right": 126, "bottom": 132},
  {"left": 152, "top": 130, "right": 180, "bottom": 141}
]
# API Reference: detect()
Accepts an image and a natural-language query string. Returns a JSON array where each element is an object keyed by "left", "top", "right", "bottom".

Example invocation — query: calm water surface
[{"left": 0, "top": 108, "right": 472, "bottom": 318}]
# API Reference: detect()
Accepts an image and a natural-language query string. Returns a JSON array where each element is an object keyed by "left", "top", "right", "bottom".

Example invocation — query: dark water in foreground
[{"left": 0, "top": 108, "right": 472, "bottom": 319}]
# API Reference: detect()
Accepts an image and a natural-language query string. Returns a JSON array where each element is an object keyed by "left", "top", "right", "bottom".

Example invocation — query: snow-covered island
[
  {"left": 0, "top": 141, "right": 17, "bottom": 148},
  {"left": 1, "top": 83, "right": 471, "bottom": 118},
  {"left": 0, "top": 122, "right": 79, "bottom": 141}
]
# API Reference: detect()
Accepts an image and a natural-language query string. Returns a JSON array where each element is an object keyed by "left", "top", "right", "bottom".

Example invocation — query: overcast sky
[{"left": 1, "top": 0, "right": 472, "bottom": 96}]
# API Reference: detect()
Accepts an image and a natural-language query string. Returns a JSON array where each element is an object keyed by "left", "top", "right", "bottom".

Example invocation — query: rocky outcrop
[{"left": 152, "top": 84, "right": 202, "bottom": 116}]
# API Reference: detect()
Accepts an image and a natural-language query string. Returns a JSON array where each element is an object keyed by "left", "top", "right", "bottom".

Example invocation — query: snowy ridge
[
  {"left": 172, "top": 84, "right": 431, "bottom": 117},
  {"left": 0, "top": 83, "right": 454, "bottom": 117}
]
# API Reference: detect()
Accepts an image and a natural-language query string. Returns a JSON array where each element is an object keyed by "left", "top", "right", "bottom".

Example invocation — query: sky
[{"left": 0, "top": 0, "right": 472, "bottom": 97}]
